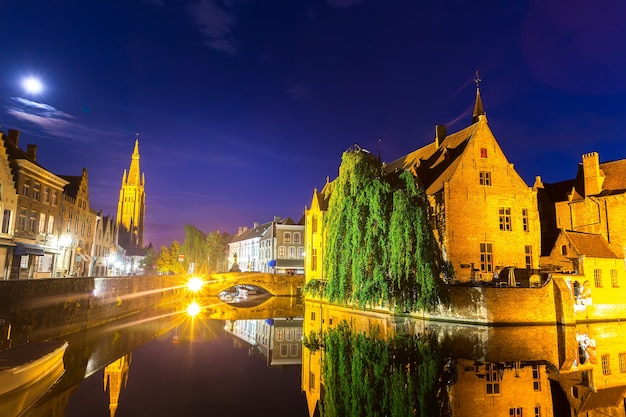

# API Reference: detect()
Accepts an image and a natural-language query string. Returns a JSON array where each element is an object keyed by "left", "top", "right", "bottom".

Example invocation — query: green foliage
[
  {"left": 155, "top": 241, "right": 185, "bottom": 275},
  {"left": 206, "top": 230, "right": 230, "bottom": 272},
  {"left": 322, "top": 147, "right": 451, "bottom": 311},
  {"left": 181, "top": 225, "right": 208, "bottom": 273},
  {"left": 140, "top": 246, "right": 158, "bottom": 273},
  {"left": 318, "top": 321, "right": 451, "bottom": 417}
]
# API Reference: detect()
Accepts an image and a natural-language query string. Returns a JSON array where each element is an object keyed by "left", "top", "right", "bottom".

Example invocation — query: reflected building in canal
[
  {"left": 104, "top": 353, "right": 132, "bottom": 417},
  {"left": 301, "top": 300, "right": 626, "bottom": 417},
  {"left": 225, "top": 317, "right": 303, "bottom": 366}
]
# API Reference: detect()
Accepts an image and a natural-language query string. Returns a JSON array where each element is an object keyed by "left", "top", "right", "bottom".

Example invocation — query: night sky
[{"left": 1, "top": 1, "right": 625, "bottom": 249}]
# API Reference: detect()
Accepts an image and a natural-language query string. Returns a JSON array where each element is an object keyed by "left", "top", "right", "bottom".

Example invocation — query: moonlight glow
[{"left": 22, "top": 76, "right": 43, "bottom": 94}]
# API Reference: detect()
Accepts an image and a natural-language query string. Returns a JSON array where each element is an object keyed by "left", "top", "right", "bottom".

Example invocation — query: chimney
[
  {"left": 253, "top": 222, "right": 259, "bottom": 228},
  {"left": 26, "top": 144, "right": 37, "bottom": 161},
  {"left": 435, "top": 125, "right": 446, "bottom": 148},
  {"left": 8, "top": 129, "right": 19, "bottom": 146},
  {"left": 273, "top": 215, "right": 280, "bottom": 222},
  {"left": 582, "top": 152, "right": 604, "bottom": 196}
]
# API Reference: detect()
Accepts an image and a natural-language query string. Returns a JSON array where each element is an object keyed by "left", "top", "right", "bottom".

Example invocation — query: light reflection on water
[{"left": 9, "top": 297, "right": 626, "bottom": 417}]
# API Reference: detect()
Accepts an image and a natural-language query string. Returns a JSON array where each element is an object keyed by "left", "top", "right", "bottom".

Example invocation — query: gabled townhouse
[
  {"left": 305, "top": 87, "right": 541, "bottom": 283},
  {"left": 0, "top": 132, "right": 18, "bottom": 279},
  {"left": 542, "top": 230, "right": 625, "bottom": 307},
  {"left": 228, "top": 221, "right": 272, "bottom": 272},
  {"left": 259, "top": 216, "right": 305, "bottom": 275},
  {"left": 59, "top": 168, "right": 100, "bottom": 277},
  {"left": 304, "top": 182, "right": 331, "bottom": 283},
  {"left": 2, "top": 129, "right": 68, "bottom": 279}
]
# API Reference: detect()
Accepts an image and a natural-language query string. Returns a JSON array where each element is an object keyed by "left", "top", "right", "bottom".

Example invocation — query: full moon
[{"left": 22, "top": 76, "right": 43, "bottom": 94}]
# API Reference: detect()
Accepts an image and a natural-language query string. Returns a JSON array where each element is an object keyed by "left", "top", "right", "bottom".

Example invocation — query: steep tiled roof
[
  {"left": 562, "top": 230, "right": 619, "bottom": 259},
  {"left": 384, "top": 122, "right": 477, "bottom": 195},
  {"left": 598, "top": 159, "right": 626, "bottom": 195},
  {"left": 230, "top": 221, "right": 272, "bottom": 243}
]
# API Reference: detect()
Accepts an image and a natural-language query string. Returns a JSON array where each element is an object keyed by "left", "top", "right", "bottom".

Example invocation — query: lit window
[
  {"left": 601, "top": 354, "right": 611, "bottom": 375},
  {"left": 311, "top": 248, "right": 317, "bottom": 271},
  {"left": 1, "top": 210, "right": 11, "bottom": 234},
  {"left": 480, "top": 147, "right": 488, "bottom": 158},
  {"left": 22, "top": 178, "right": 31, "bottom": 197},
  {"left": 276, "top": 329, "right": 284, "bottom": 340},
  {"left": 297, "top": 247, "right": 304, "bottom": 258},
  {"left": 279, "top": 246, "right": 286, "bottom": 257},
  {"left": 480, "top": 243, "right": 493, "bottom": 273},
  {"left": 293, "top": 232, "right": 300, "bottom": 243},
  {"left": 32, "top": 182, "right": 40, "bottom": 201},
  {"left": 499, "top": 207, "right": 512, "bottom": 231},
  {"left": 522, "top": 208, "right": 529, "bottom": 232},
  {"left": 619, "top": 353, "right": 626, "bottom": 373},
  {"left": 47, "top": 215, "right": 54, "bottom": 234},
  {"left": 43, "top": 186, "right": 50, "bottom": 203},
  {"left": 525, "top": 246, "right": 533, "bottom": 269},
  {"left": 594, "top": 269, "right": 602, "bottom": 287},
  {"left": 284, "top": 232, "right": 291, "bottom": 243},
  {"left": 479, "top": 170, "right": 492, "bottom": 186},
  {"left": 29, "top": 210, "right": 37, "bottom": 232},
  {"left": 38, "top": 213, "right": 45, "bottom": 233}
]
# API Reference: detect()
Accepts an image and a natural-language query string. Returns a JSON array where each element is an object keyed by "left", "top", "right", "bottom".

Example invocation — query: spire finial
[{"left": 474, "top": 70, "right": 481, "bottom": 89}]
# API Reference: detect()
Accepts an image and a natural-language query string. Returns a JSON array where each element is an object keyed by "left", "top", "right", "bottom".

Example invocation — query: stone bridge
[{"left": 201, "top": 272, "right": 305, "bottom": 297}]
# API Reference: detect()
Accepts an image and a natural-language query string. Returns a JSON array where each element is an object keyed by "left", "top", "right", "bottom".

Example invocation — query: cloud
[
  {"left": 187, "top": 0, "right": 239, "bottom": 55},
  {"left": 326, "top": 0, "right": 364, "bottom": 8},
  {"left": 286, "top": 84, "right": 311, "bottom": 100},
  {"left": 6, "top": 97, "right": 115, "bottom": 144}
]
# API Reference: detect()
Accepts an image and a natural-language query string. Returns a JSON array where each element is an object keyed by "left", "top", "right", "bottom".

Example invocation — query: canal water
[{"left": 5, "top": 295, "right": 626, "bottom": 416}]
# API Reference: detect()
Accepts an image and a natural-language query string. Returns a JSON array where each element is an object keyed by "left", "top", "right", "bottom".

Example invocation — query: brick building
[{"left": 305, "top": 87, "right": 541, "bottom": 283}]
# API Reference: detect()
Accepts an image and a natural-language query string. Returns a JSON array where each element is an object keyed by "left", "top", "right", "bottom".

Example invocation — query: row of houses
[
  {"left": 302, "top": 87, "right": 626, "bottom": 300},
  {"left": 0, "top": 129, "right": 136, "bottom": 279},
  {"left": 227, "top": 216, "right": 305, "bottom": 275}
]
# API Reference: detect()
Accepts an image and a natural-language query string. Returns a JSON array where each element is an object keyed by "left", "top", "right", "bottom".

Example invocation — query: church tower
[{"left": 116, "top": 136, "right": 145, "bottom": 251}]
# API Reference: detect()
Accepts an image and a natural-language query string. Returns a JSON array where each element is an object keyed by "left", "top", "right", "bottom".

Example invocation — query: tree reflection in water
[{"left": 304, "top": 321, "right": 454, "bottom": 417}]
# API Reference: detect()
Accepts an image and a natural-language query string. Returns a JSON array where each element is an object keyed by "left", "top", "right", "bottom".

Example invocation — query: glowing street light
[
  {"left": 22, "top": 76, "right": 43, "bottom": 95},
  {"left": 187, "top": 276, "right": 204, "bottom": 292}
]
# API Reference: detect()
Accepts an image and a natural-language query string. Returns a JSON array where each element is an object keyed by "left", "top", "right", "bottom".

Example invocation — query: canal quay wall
[{"left": 0, "top": 275, "right": 186, "bottom": 347}]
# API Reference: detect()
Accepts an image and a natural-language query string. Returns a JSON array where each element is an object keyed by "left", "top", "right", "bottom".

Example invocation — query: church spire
[
  {"left": 126, "top": 134, "right": 142, "bottom": 186},
  {"left": 472, "top": 70, "right": 485, "bottom": 124}
]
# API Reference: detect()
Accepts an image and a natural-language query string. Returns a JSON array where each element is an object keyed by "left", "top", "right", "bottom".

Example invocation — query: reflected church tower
[
  {"left": 104, "top": 353, "right": 132, "bottom": 417},
  {"left": 116, "top": 136, "right": 145, "bottom": 250}
]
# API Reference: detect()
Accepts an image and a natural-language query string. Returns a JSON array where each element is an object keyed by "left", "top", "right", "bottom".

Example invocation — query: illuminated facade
[
  {"left": 59, "top": 168, "right": 99, "bottom": 277},
  {"left": 535, "top": 152, "right": 626, "bottom": 259},
  {"left": 116, "top": 138, "right": 145, "bottom": 251},
  {"left": 0, "top": 131, "right": 18, "bottom": 279},
  {"left": 305, "top": 88, "right": 541, "bottom": 283},
  {"left": 2, "top": 129, "right": 68, "bottom": 279}
]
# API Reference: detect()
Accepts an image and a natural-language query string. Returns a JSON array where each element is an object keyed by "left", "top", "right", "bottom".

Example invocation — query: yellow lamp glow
[
  {"left": 187, "top": 276, "right": 204, "bottom": 292},
  {"left": 187, "top": 301, "right": 201, "bottom": 317}
]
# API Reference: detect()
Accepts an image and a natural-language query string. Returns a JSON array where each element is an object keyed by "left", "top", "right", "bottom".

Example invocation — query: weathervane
[{"left": 474, "top": 70, "right": 481, "bottom": 89}]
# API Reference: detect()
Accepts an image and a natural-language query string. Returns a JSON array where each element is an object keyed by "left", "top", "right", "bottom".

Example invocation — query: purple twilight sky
[{"left": 1, "top": 0, "right": 626, "bottom": 249}]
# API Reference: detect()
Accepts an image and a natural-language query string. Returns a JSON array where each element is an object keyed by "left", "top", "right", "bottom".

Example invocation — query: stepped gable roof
[
  {"left": 230, "top": 221, "right": 272, "bottom": 243},
  {"left": 597, "top": 158, "right": 626, "bottom": 195},
  {"left": 562, "top": 230, "right": 619, "bottom": 259},
  {"left": 59, "top": 175, "right": 81, "bottom": 198},
  {"left": 384, "top": 121, "right": 477, "bottom": 195}
]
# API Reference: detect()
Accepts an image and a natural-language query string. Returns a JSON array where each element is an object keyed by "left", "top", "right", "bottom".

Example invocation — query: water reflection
[
  {"left": 301, "top": 300, "right": 626, "bottom": 417},
  {"left": 6, "top": 295, "right": 626, "bottom": 416}
]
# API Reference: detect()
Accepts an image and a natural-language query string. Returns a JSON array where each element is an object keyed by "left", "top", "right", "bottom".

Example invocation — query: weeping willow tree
[{"left": 320, "top": 146, "right": 451, "bottom": 311}]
